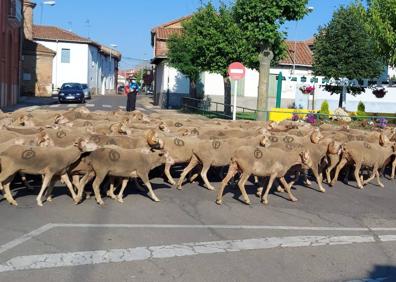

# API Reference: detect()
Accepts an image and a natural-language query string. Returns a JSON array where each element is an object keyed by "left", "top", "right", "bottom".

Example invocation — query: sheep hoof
[
  {"left": 243, "top": 200, "right": 251, "bottom": 205},
  {"left": 176, "top": 185, "right": 183, "bottom": 190},
  {"left": 290, "top": 197, "right": 298, "bottom": 202},
  {"left": 262, "top": 199, "right": 269, "bottom": 205},
  {"left": 168, "top": 180, "right": 176, "bottom": 185},
  {"left": 319, "top": 188, "right": 326, "bottom": 193},
  {"left": 358, "top": 185, "right": 364, "bottom": 190},
  {"left": 116, "top": 197, "right": 124, "bottom": 203},
  {"left": 152, "top": 197, "right": 160, "bottom": 202},
  {"left": 98, "top": 200, "right": 105, "bottom": 206},
  {"left": 207, "top": 186, "right": 215, "bottom": 191},
  {"left": 37, "top": 201, "right": 43, "bottom": 207},
  {"left": 276, "top": 187, "right": 285, "bottom": 193},
  {"left": 47, "top": 196, "right": 53, "bottom": 202},
  {"left": 10, "top": 200, "right": 18, "bottom": 206},
  {"left": 215, "top": 199, "right": 222, "bottom": 205},
  {"left": 379, "top": 184, "right": 385, "bottom": 188}
]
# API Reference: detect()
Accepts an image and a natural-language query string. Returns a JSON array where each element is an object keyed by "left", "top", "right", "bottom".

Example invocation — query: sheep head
[
  {"left": 74, "top": 138, "right": 98, "bottom": 152},
  {"left": 146, "top": 129, "right": 163, "bottom": 149},
  {"left": 35, "top": 131, "right": 54, "bottom": 147},
  {"left": 299, "top": 151, "right": 313, "bottom": 167},
  {"left": 260, "top": 136, "right": 270, "bottom": 147},
  {"left": 328, "top": 141, "right": 341, "bottom": 155},
  {"left": 310, "top": 129, "right": 323, "bottom": 144},
  {"left": 379, "top": 133, "right": 390, "bottom": 146},
  {"left": 159, "top": 122, "right": 170, "bottom": 133},
  {"left": 54, "top": 114, "right": 69, "bottom": 125}
]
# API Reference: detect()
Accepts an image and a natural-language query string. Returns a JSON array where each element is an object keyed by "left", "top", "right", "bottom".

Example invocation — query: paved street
[{"left": 1, "top": 100, "right": 396, "bottom": 281}]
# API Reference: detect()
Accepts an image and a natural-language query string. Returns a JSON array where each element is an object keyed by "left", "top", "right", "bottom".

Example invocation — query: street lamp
[
  {"left": 40, "top": 0, "right": 56, "bottom": 25},
  {"left": 292, "top": 6, "right": 314, "bottom": 75}
]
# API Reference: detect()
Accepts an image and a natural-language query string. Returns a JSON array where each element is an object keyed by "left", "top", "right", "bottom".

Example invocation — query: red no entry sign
[{"left": 228, "top": 62, "right": 246, "bottom": 80}]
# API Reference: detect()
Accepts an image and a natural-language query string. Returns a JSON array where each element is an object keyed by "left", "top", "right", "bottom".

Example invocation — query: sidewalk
[{"left": 2, "top": 96, "right": 58, "bottom": 112}]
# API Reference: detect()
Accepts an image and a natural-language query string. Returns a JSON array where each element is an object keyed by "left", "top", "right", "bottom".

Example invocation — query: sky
[{"left": 33, "top": 0, "right": 355, "bottom": 69}]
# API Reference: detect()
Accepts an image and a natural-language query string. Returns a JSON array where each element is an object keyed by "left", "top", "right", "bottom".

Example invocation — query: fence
[{"left": 181, "top": 97, "right": 396, "bottom": 125}]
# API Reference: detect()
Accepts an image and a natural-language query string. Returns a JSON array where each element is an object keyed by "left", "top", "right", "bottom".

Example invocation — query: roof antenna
[{"left": 67, "top": 21, "right": 72, "bottom": 32}]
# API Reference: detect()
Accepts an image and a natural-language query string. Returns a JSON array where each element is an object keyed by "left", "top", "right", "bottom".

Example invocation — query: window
[
  {"left": 61, "top": 48, "right": 70, "bottom": 63},
  {"left": 8, "top": 0, "right": 22, "bottom": 21}
]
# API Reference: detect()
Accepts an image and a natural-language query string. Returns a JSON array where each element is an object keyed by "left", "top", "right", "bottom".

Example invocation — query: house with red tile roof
[
  {"left": 150, "top": 16, "right": 316, "bottom": 109},
  {"left": 22, "top": 1, "right": 121, "bottom": 96}
]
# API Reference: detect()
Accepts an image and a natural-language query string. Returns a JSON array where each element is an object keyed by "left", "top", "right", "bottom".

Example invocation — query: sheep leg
[
  {"left": 362, "top": 164, "right": 378, "bottom": 186},
  {"left": 176, "top": 156, "right": 199, "bottom": 190},
  {"left": 391, "top": 159, "right": 396, "bottom": 180},
  {"left": 76, "top": 172, "right": 94, "bottom": 201},
  {"left": 60, "top": 174, "right": 78, "bottom": 203},
  {"left": 116, "top": 178, "right": 129, "bottom": 203},
  {"left": 164, "top": 163, "right": 176, "bottom": 185},
  {"left": 201, "top": 163, "right": 215, "bottom": 191},
  {"left": 331, "top": 158, "right": 348, "bottom": 186},
  {"left": 279, "top": 177, "right": 298, "bottom": 202},
  {"left": 106, "top": 176, "right": 117, "bottom": 199},
  {"left": 326, "top": 155, "right": 340, "bottom": 184},
  {"left": 45, "top": 177, "right": 58, "bottom": 202},
  {"left": 2, "top": 175, "right": 17, "bottom": 206},
  {"left": 375, "top": 170, "right": 384, "bottom": 188},
  {"left": 262, "top": 173, "right": 277, "bottom": 205},
  {"left": 36, "top": 174, "right": 54, "bottom": 207},
  {"left": 254, "top": 176, "right": 259, "bottom": 184},
  {"left": 216, "top": 162, "right": 238, "bottom": 205},
  {"left": 354, "top": 163, "right": 363, "bottom": 189},
  {"left": 139, "top": 173, "right": 160, "bottom": 202},
  {"left": 237, "top": 172, "right": 251, "bottom": 205},
  {"left": 92, "top": 174, "right": 105, "bottom": 205},
  {"left": 310, "top": 166, "right": 326, "bottom": 193},
  {"left": 72, "top": 175, "right": 80, "bottom": 191},
  {"left": 21, "top": 173, "right": 34, "bottom": 190}
]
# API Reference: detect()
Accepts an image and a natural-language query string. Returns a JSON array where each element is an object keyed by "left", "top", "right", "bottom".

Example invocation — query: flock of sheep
[{"left": 0, "top": 106, "right": 395, "bottom": 207}]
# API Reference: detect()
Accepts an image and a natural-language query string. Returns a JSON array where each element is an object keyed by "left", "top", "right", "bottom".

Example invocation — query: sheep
[
  {"left": 176, "top": 135, "right": 269, "bottom": 191},
  {"left": 0, "top": 138, "right": 98, "bottom": 206},
  {"left": 330, "top": 140, "right": 396, "bottom": 189},
  {"left": 216, "top": 146, "right": 313, "bottom": 205},
  {"left": 84, "top": 147, "right": 174, "bottom": 205}
]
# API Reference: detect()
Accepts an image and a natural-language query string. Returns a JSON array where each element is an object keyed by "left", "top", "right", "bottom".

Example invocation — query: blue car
[{"left": 58, "top": 83, "right": 85, "bottom": 104}]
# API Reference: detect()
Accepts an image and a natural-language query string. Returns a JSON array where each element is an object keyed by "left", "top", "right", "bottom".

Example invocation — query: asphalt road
[{"left": 0, "top": 101, "right": 396, "bottom": 281}]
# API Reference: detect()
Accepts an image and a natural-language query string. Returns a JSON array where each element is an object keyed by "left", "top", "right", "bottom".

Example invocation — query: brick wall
[{"left": 0, "top": 0, "right": 22, "bottom": 108}]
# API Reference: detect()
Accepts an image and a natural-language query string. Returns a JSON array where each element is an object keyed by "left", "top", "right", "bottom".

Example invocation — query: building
[
  {"left": 0, "top": 0, "right": 23, "bottom": 108},
  {"left": 21, "top": 1, "right": 121, "bottom": 97},
  {"left": 22, "top": 0, "right": 55, "bottom": 97},
  {"left": 150, "top": 16, "right": 315, "bottom": 109}
]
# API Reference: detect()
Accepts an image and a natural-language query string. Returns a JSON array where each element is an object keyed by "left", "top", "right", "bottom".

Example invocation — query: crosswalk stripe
[
  {"left": 0, "top": 234, "right": 386, "bottom": 273},
  {"left": 102, "top": 105, "right": 112, "bottom": 108},
  {"left": 67, "top": 104, "right": 77, "bottom": 108},
  {"left": 49, "top": 104, "right": 60, "bottom": 108},
  {"left": 86, "top": 104, "right": 95, "bottom": 107}
]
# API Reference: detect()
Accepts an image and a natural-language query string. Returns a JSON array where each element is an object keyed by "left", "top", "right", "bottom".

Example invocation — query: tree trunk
[
  {"left": 224, "top": 77, "right": 232, "bottom": 117},
  {"left": 257, "top": 47, "right": 274, "bottom": 121},
  {"left": 338, "top": 94, "right": 343, "bottom": 108},
  {"left": 189, "top": 79, "right": 197, "bottom": 99}
]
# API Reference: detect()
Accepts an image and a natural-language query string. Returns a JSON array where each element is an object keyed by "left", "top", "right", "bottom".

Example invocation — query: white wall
[{"left": 36, "top": 40, "right": 89, "bottom": 89}]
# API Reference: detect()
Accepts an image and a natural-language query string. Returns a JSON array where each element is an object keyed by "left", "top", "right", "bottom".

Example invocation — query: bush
[
  {"left": 356, "top": 101, "right": 366, "bottom": 120},
  {"left": 319, "top": 100, "right": 330, "bottom": 118}
]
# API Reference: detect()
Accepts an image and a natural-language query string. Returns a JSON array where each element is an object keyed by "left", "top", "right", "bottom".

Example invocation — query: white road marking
[
  {"left": 0, "top": 234, "right": 387, "bottom": 273},
  {"left": 0, "top": 224, "right": 53, "bottom": 255},
  {"left": 102, "top": 105, "right": 112, "bottom": 108},
  {"left": 118, "top": 106, "right": 126, "bottom": 109},
  {"left": 2, "top": 223, "right": 396, "bottom": 257},
  {"left": 86, "top": 104, "right": 95, "bottom": 107},
  {"left": 67, "top": 104, "right": 77, "bottom": 108},
  {"left": 49, "top": 104, "right": 60, "bottom": 108}
]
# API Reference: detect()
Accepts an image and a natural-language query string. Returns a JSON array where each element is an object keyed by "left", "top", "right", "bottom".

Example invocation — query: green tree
[
  {"left": 233, "top": 0, "right": 309, "bottom": 120},
  {"left": 368, "top": 0, "right": 396, "bottom": 67},
  {"left": 168, "top": 4, "right": 246, "bottom": 115},
  {"left": 313, "top": 2, "right": 384, "bottom": 108},
  {"left": 167, "top": 30, "right": 201, "bottom": 99},
  {"left": 319, "top": 100, "right": 330, "bottom": 116}
]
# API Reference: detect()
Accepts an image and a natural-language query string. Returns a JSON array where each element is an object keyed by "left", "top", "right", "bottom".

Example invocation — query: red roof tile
[
  {"left": 279, "top": 41, "right": 313, "bottom": 66},
  {"left": 156, "top": 28, "right": 183, "bottom": 40},
  {"left": 33, "top": 25, "right": 92, "bottom": 43}
]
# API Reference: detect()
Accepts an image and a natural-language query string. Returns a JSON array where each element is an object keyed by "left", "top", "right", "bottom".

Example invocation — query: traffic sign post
[{"left": 228, "top": 62, "right": 246, "bottom": 121}]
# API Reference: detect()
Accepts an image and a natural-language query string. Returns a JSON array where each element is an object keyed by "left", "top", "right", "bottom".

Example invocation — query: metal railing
[{"left": 181, "top": 97, "right": 396, "bottom": 124}]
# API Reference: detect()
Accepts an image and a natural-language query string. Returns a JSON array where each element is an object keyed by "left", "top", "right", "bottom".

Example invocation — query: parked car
[
  {"left": 117, "top": 83, "right": 125, "bottom": 95},
  {"left": 58, "top": 83, "right": 85, "bottom": 104},
  {"left": 81, "top": 83, "right": 91, "bottom": 99}
]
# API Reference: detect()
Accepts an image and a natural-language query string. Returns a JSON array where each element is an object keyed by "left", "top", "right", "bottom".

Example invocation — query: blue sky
[{"left": 33, "top": 0, "right": 355, "bottom": 69}]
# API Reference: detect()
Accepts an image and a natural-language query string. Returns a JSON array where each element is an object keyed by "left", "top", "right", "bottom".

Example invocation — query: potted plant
[
  {"left": 299, "top": 85, "right": 315, "bottom": 95},
  {"left": 372, "top": 87, "right": 387, "bottom": 98}
]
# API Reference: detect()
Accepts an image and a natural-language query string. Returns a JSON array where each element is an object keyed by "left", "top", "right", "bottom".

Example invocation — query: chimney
[{"left": 23, "top": 0, "right": 37, "bottom": 40}]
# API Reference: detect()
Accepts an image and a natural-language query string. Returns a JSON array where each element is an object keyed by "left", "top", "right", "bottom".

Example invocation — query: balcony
[{"left": 8, "top": 0, "right": 23, "bottom": 22}]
